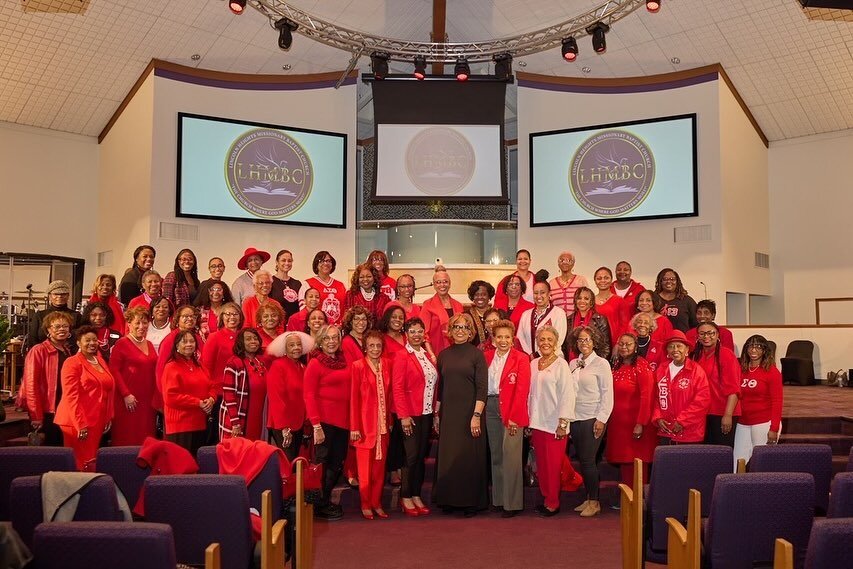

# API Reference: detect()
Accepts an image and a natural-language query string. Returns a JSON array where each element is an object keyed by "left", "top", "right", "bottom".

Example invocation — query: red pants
[
  {"left": 61, "top": 425, "right": 102, "bottom": 471},
  {"left": 531, "top": 428, "right": 565, "bottom": 510},
  {"left": 355, "top": 437, "right": 389, "bottom": 510}
]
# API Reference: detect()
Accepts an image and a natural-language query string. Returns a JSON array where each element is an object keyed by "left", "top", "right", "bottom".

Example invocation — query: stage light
[
  {"left": 371, "top": 52, "right": 390, "bottom": 80},
  {"left": 494, "top": 53, "right": 513, "bottom": 80},
  {"left": 587, "top": 22, "right": 610, "bottom": 53},
  {"left": 413, "top": 55, "right": 427, "bottom": 80},
  {"left": 454, "top": 57, "right": 470, "bottom": 81},
  {"left": 274, "top": 18, "right": 298, "bottom": 50},
  {"left": 229, "top": 0, "right": 246, "bottom": 15},
  {"left": 646, "top": 0, "right": 661, "bottom": 12},
  {"left": 561, "top": 37, "right": 578, "bottom": 62}
]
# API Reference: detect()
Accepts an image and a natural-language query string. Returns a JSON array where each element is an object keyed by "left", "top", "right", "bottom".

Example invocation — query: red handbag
[{"left": 282, "top": 456, "right": 323, "bottom": 500}]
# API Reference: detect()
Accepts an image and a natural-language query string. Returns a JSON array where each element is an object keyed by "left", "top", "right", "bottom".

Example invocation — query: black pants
[
  {"left": 400, "top": 414, "right": 432, "bottom": 499},
  {"left": 166, "top": 430, "right": 206, "bottom": 456},
  {"left": 385, "top": 414, "right": 405, "bottom": 472},
  {"left": 269, "top": 426, "right": 304, "bottom": 463},
  {"left": 41, "top": 413, "right": 63, "bottom": 446},
  {"left": 704, "top": 415, "right": 738, "bottom": 447},
  {"left": 205, "top": 397, "right": 223, "bottom": 446},
  {"left": 313, "top": 423, "right": 349, "bottom": 504},
  {"left": 570, "top": 418, "right": 603, "bottom": 501}
]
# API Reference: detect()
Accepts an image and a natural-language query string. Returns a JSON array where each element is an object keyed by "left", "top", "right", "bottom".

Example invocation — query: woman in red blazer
[
  {"left": 392, "top": 317, "right": 438, "bottom": 516},
  {"left": 483, "top": 319, "right": 531, "bottom": 517},
  {"left": 420, "top": 270, "right": 463, "bottom": 354},
  {"left": 266, "top": 331, "right": 314, "bottom": 461},
  {"left": 54, "top": 326, "right": 116, "bottom": 470},
  {"left": 350, "top": 331, "right": 394, "bottom": 519}
]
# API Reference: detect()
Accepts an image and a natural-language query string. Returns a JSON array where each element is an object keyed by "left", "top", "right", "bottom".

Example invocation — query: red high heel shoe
[
  {"left": 400, "top": 499, "right": 420, "bottom": 517},
  {"left": 374, "top": 508, "right": 389, "bottom": 519},
  {"left": 413, "top": 502, "right": 430, "bottom": 515},
  {"left": 361, "top": 509, "right": 374, "bottom": 520}
]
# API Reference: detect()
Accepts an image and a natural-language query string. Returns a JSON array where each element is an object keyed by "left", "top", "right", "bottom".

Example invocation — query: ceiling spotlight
[
  {"left": 493, "top": 53, "right": 513, "bottom": 80},
  {"left": 646, "top": 0, "right": 661, "bottom": 12},
  {"left": 454, "top": 57, "right": 470, "bottom": 81},
  {"left": 274, "top": 18, "right": 298, "bottom": 50},
  {"left": 561, "top": 37, "right": 578, "bottom": 62},
  {"left": 371, "top": 52, "right": 390, "bottom": 80},
  {"left": 229, "top": 0, "right": 246, "bottom": 15},
  {"left": 413, "top": 55, "right": 427, "bottom": 80},
  {"left": 586, "top": 22, "right": 610, "bottom": 54}
]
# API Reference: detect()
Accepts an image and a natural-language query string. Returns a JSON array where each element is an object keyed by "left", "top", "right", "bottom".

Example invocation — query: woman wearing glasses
[
  {"left": 654, "top": 268, "right": 698, "bottom": 333},
  {"left": 154, "top": 305, "right": 205, "bottom": 410},
  {"left": 304, "top": 251, "right": 347, "bottom": 327},
  {"left": 734, "top": 335, "right": 782, "bottom": 466},
  {"left": 433, "top": 313, "right": 489, "bottom": 517},
  {"left": 691, "top": 322, "right": 741, "bottom": 446}
]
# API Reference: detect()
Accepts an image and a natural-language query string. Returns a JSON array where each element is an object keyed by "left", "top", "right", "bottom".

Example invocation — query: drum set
[{"left": 1, "top": 285, "right": 44, "bottom": 337}]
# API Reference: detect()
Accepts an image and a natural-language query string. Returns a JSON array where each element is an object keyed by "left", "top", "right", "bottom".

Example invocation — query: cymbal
[{"left": 13, "top": 290, "right": 45, "bottom": 294}]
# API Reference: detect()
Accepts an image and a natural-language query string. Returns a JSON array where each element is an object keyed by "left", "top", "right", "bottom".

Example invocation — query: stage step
[
  {"left": 782, "top": 416, "right": 853, "bottom": 435},
  {"left": 779, "top": 433, "right": 853, "bottom": 456}
]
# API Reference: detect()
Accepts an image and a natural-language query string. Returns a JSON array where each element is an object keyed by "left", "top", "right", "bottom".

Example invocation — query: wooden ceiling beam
[{"left": 432, "top": 0, "right": 447, "bottom": 75}]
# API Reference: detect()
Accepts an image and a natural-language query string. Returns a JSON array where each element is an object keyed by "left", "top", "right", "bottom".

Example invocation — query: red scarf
[{"left": 312, "top": 349, "right": 346, "bottom": 370}]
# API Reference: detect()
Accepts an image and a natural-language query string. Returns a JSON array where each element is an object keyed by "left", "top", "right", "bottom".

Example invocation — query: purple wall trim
[
  {"left": 517, "top": 72, "right": 718, "bottom": 94},
  {"left": 154, "top": 67, "right": 356, "bottom": 90}
]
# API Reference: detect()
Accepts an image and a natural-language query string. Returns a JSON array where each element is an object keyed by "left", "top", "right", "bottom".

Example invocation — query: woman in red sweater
[
  {"left": 350, "top": 331, "right": 394, "bottom": 519},
  {"left": 267, "top": 331, "right": 314, "bottom": 461},
  {"left": 287, "top": 287, "right": 320, "bottom": 332},
  {"left": 256, "top": 302, "right": 285, "bottom": 350},
  {"left": 593, "top": 267, "right": 630, "bottom": 347},
  {"left": 162, "top": 330, "right": 216, "bottom": 454},
  {"left": 219, "top": 328, "right": 268, "bottom": 441},
  {"left": 651, "top": 331, "right": 710, "bottom": 444},
  {"left": 88, "top": 274, "right": 126, "bottom": 334},
  {"left": 690, "top": 322, "right": 741, "bottom": 447},
  {"left": 109, "top": 306, "right": 158, "bottom": 446},
  {"left": 304, "top": 324, "right": 351, "bottom": 520},
  {"left": 341, "top": 305, "right": 372, "bottom": 364},
  {"left": 493, "top": 274, "right": 534, "bottom": 329},
  {"left": 734, "top": 334, "right": 783, "bottom": 466},
  {"left": 606, "top": 333, "right": 657, "bottom": 489},
  {"left": 392, "top": 317, "right": 438, "bottom": 516}
]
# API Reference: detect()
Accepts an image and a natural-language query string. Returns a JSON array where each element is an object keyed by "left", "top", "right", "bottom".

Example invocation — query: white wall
[
  {"left": 0, "top": 122, "right": 99, "bottom": 289},
  {"left": 517, "top": 77, "right": 724, "bottom": 310},
  {"left": 768, "top": 129, "right": 853, "bottom": 324},
  {"left": 148, "top": 73, "right": 358, "bottom": 283}
]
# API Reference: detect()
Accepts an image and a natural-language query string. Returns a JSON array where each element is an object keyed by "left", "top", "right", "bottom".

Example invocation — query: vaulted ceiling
[{"left": 1, "top": 0, "right": 852, "bottom": 141}]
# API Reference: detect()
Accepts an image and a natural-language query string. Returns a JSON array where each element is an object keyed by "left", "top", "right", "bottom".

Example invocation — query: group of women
[{"left": 20, "top": 245, "right": 783, "bottom": 518}]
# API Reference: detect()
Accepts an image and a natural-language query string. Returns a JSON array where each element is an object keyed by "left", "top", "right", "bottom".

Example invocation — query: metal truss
[{"left": 250, "top": 0, "right": 649, "bottom": 63}]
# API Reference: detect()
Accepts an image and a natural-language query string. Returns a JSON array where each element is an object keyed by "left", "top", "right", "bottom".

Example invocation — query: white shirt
[
  {"left": 669, "top": 361, "right": 684, "bottom": 379},
  {"left": 516, "top": 305, "right": 568, "bottom": 357},
  {"left": 570, "top": 352, "right": 614, "bottom": 423},
  {"left": 528, "top": 357, "right": 575, "bottom": 433},
  {"left": 488, "top": 350, "right": 509, "bottom": 396},
  {"left": 406, "top": 344, "right": 438, "bottom": 415}
]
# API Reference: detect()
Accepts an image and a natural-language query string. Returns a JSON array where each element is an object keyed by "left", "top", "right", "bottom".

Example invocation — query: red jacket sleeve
[
  {"left": 768, "top": 366, "right": 783, "bottom": 432},
  {"left": 507, "top": 350, "right": 531, "bottom": 426},
  {"left": 303, "top": 359, "right": 322, "bottom": 426},
  {"left": 222, "top": 361, "right": 243, "bottom": 429},
  {"left": 721, "top": 349, "right": 742, "bottom": 399},
  {"left": 392, "top": 351, "right": 413, "bottom": 419},
  {"left": 61, "top": 357, "right": 87, "bottom": 431},
  {"left": 23, "top": 344, "right": 47, "bottom": 421}
]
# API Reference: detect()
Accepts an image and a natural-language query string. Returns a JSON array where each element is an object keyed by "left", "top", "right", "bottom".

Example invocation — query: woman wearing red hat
[
  {"left": 303, "top": 250, "right": 347, "bottom": 327},
  {"left": 651, "top": 330, "right": 710, "bottom": 444},
  {"left": 231, "top": 247, "right": 270, "bottom": 307}
]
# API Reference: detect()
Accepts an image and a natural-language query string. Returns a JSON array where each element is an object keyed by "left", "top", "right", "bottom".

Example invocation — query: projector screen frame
[
  {"left": 529, "top": 112, "right": 698, "bottom": 228},
  {"left": 175, "top": 111, "right": 348, "bottom": 229}
]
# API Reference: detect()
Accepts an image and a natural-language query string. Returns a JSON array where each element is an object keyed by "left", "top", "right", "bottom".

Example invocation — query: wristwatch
[
  {"left": 473, "top": 412, "right": 482, "bottom": 418},
  {"left": 558, "top": 419, "right": 569, "bottom": 429}
]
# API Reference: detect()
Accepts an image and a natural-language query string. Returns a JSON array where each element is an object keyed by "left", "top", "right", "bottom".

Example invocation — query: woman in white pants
[{"left": 733, "top": 335, "right": 783, "bottom": 469}]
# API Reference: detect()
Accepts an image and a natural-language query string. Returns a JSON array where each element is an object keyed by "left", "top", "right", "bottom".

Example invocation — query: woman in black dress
[{"left": 433, "top": 313, "right": 489, "bottom": 517}]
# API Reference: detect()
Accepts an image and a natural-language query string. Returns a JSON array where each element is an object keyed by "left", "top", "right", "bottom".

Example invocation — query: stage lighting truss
[{"left": 248, "top": 0, "right": 650, "bottom": 85}]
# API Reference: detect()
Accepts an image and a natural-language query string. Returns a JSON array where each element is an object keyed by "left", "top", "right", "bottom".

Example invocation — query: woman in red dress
[
  {"left": 256, "top": 302, "right": 285, "bottom": 350},
  {"left": 690, "top": 322, "right": 741, "bottom": 447},
  {"left": 606, "top": 333, "right": 657, "bottom": 489},
  {"left": 267, "top": 331, "right": 314, "bottom": 461},
  {"left": 593, "top": 267, "right": 630, "bottom": 346},
  {"left": 110, "top": 307, "right": 158, "bottom": 446},
  {"left": 304, "top": 251, "right": 347, "bottom": 326},
  {"left": 88, "top": 274, "right": 126, "bottom": 334},
  {"left": 344, "top": 262, "right": 389, "bottom": 323},
  {"left": 350, "top": 331, "right": 394, "bottom": 519},
  {"left": 367, "top": 250, "right": 397, "bottom": 301},
  {"left": 54, "top": 326, "right": 116, "bottom": 470},
  {"left": 219, "top": 328, "right": 268, "bottom": 441},
  {"left": 341, "top": 305, "right": 372, "bottom": 364}
]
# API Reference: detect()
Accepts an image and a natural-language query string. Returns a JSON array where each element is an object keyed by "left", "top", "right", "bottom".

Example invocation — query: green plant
[{"left": 0, "top": 314, "right": 15, "bottom": 348}]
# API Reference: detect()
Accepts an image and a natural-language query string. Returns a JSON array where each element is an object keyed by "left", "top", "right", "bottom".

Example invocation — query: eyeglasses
[
  {"left": 406, "top": 328, "right": 424, "bottom": 334},
  {"left": 50, "top": 324, "right": 70, "bottom": 330},
  {"left": 746, "top": 345, "right": 766, "bottom": 351},
  {"left": 577, "top": 337, "right": 593, "bottom": 344},
  {"left": 222, "top": 312, "right": 240, "bottom": 318},
  {"left": 662, "top": 277, "right": 677, "bottom": 282},
  {"left": 352, "top": 315, "right": 368, "bottom": 321},
  {"left": 179, "top": 315, "right": 196, "bottom": 320},
  {"left": 451, "top": 324, "right": 471, "bottom": 331},
  {"left": 698, "top": 330, "right": 718, "bottom": 337},
  {"left": 209, "top": 264, "right": 225, "bottom": 269},
  {"left": 616, "top": 341, "right": 634, "bottom": 348}
]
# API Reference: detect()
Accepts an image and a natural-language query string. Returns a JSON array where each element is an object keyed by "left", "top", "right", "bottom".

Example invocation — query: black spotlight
[
  {"left": 454, "top": 57, "right": 470, "bottom": 81},
  {"left": 561, "top": 37, "right": 578, "bottom": 62},
  {"left": 229, "top": 0, "right": 246, "bottom": 15},
  {"left": 413, "top": 55, "right": 427, "bottom": 80},
  {"left": 586, "top": 22, "right": 610, "bottom": 53},
  {"left": 646, "top": 0, "right": 661, "bottom": 12},
  {"left": 371, "top": 52, "right": 390, "bottom": 80},
  {"left": 493, "top": 53, "right": 513, "bottom": 80},
  {"left": 274, "top": 18, "right": 298, "bottom": 50}
]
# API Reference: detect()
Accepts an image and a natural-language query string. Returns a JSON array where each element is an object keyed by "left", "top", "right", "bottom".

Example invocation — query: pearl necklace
[
  {"left": 637, "top": 336, "right": 651, "bottom": 348},
  {"left": 361, "top": 289, "right": 376, "bottom": 301}
]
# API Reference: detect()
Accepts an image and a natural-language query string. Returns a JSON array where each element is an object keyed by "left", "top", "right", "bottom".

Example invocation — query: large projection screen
[
  {"left": 530, "top": 113, "right": 698, "bottom": 226},
  {"left": 176, "top": 112, "right": 346, "bottom": 228}
]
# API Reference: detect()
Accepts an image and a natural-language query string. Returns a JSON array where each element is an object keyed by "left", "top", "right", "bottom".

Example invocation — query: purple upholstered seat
[
  {"left": 704, "top": 472, "right": 814, "bottom": 569},
  {"left": 194, "top": 445, "right": 284, "bottom": 521},
  {"left": 144, "top": 474, "right": 252, "bottom": 569},
  {"left": 644, "top": 444, "right": 733, "bottom": 563},
  {"left": 10, "top": 474, "right": 122, "bottom": 548},
  {"left": 32, "top": 521, "right": 176, "bottom": 569},
  {"left": 805, "top": 518, "right": 853, "bottom": 569},
  {"left": 96, "top": 446, "right": 149, "bottom": 510},
  {"left": 196, "top": 445, "right": 219, "bottom": 474},
  {"left": 0, "top": 447, "right": 75, "bottom": 520},
  {"left": 828, "top": 471, "right": 853, "bottom": 518},
  {"left": 749, "top": 443, "right": 833, "bottom": 514}
]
